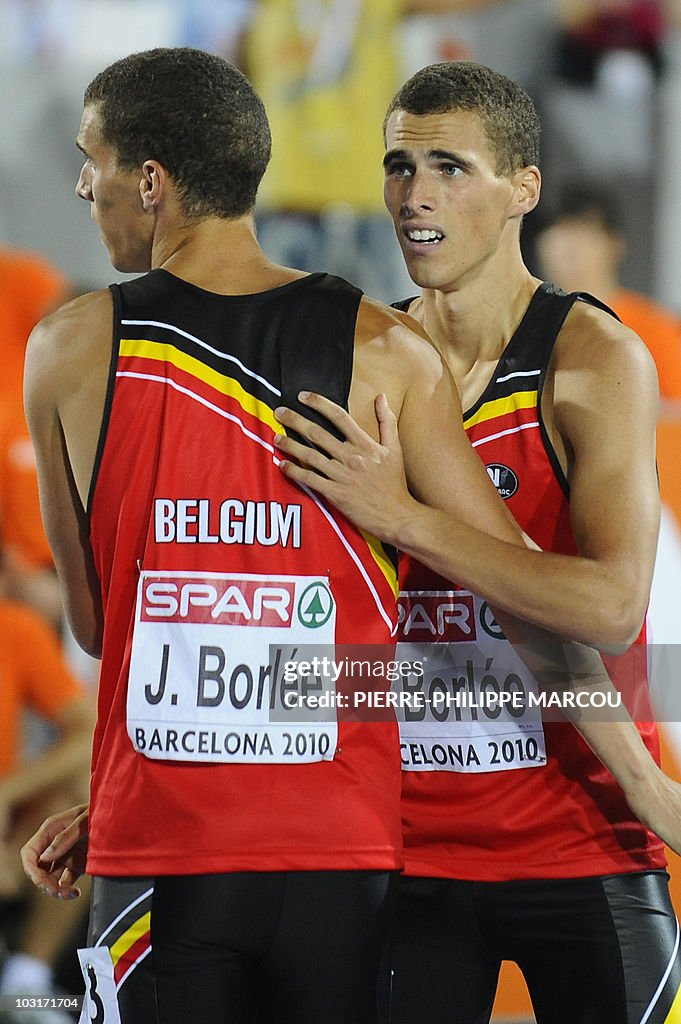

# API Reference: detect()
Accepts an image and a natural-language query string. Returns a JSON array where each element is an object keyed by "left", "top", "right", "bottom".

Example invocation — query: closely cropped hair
[
  {"left": 384, "top": 62, "right": 540, "bottom": 177},
  {"left": 84, "top": 47, "right": 271, "bottom": 220}
]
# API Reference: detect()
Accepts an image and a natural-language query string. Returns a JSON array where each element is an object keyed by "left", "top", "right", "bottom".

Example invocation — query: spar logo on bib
[
  {"left": 486, "top": 463, "right": 519, "bottom": 500},
  {"left": 140, "top": 575, "right": 297, "bottom": 627},
  {"left": 397, "top": 592, "right": 476, "bottom": 642},
  {"left": 296, "top": 582, "right": 334, "bottom": 628}
]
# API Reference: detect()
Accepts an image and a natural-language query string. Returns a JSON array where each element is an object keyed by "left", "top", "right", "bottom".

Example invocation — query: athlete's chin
[
  {"left": 403, "top": 260, "right": 449, "bottom": 291},
  {"left": 108, "top": 249, "right": 152, "bottom": 275}
]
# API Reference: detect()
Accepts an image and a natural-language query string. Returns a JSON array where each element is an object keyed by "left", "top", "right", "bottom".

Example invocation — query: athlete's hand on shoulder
[
  {"left": 274, "top": 391, "right": 420, "bottom": 543},
  {"left": 623, "top": 767, "right": 681, "bottom": 857},
  {"left": 20, "top": 802, "right": 89, "bottom": 900}
]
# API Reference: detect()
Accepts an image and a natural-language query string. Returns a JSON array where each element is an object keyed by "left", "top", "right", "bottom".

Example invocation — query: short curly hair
[
  {"left": 84, "top": 47, "right": 271, "bottom": 220},
  {"left": 384, "top": 62, "right": 540, "bottom": 177}
]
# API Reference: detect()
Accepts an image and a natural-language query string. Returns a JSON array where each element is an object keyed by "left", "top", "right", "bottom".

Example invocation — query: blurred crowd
[{"left": 2, "top": 0, "right": 681, "bottom": 1019}]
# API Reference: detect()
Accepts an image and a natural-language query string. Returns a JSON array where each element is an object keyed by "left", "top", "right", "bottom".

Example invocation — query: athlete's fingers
[
  {"left": 24, "top": 856, "right": 69, "bottom": 897},
  {"left": 273, "top": 433, "right": 335, "bottom": 477},
  {"left": 40, "top": 813, "right": 88, "bottom": 865},
  {"left": 375, "top": 394, "right": 400, "bottom": 450},
  {"left": 274, "top": 406, "right": 348, "bottom": 459},
  {"left": 296, "top": 392, "right": 377, "bottom": 450},
  {"left": 21, "top": 804, "right": 88, "bottom": 892},
  {"left": 37, "top": 865, "right": 81, "bottom": 900},
  {"left": 56, "top": 867, "right": 82, "bottom": 899},
  {"left": 279, "top": 458, "right": 337, "bottom": 499},
  {"left": 21, "top": 824, "right": 68, "bottom": 886},
  {"left": 35, "top": 847, "right": 86, "bottom": 899}
]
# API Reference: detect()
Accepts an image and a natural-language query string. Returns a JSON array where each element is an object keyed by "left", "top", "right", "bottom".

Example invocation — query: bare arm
[
  {"left": 276, "top": 308, "right": 658, "bottom": 649},
  {"left": 24, "top": 292, "right": 113, "bottom": 657},
  {"left": 276, "top": 394, "right": 681, "bottom": 850},
  {"left": 273, "top": 308, "right": 681, "bottom": 851}
]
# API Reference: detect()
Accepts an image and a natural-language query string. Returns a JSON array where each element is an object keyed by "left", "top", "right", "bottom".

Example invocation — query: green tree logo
[
  {"left": 298, "top": 583, "right": 334, "bottom": 628},
  {"left": 480, "top": 601, "right": 505, "bottom": 639}
]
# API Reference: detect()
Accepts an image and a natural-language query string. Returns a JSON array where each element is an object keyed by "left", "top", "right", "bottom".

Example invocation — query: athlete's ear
[
  {"left": 511, "top": 166, "right": 541, "bottom": 218},
  {"left": 139, "top": 160, "right": 166, "bottom": 211}
]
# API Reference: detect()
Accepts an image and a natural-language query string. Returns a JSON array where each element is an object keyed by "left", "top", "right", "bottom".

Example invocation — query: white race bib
[
  {"left": 77, "top": 947, "right": 121, "bottom": 1024},
  {"left": 127, "top": 571, "right": 338, "bottom": 764},
  {"left": 396, "top": 590, "right": 546, "bottom": 774}
]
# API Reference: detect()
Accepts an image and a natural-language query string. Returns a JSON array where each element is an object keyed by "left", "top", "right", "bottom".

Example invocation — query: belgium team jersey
[
  {"left": 395, "top": 282, "right": 665, "bottom": 881},
  {"left": 87, "top": 270, "right": 402, "bottom": 876}
]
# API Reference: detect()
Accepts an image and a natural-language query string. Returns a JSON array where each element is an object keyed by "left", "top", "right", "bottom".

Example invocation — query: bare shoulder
[
  {"left": 549, "top": 298, "right": 659, "bottom": 451},
  {"left": 28, "top": 288, "right": 112, "bottom": 367},
  {"left": 349, "top": 295, "right": 460, "bottom": 440},
  {"left": 355, "top": 295, "right": 445, "bottom": 388},
  {"left": 554, "top": 299, "right": 658, "bottom": 389},
  {"left": 357, "top": 293, "right": 432, "bottom": 344},
  {"left": 26, "top": 288, "right": 113, "bottom": 406}
]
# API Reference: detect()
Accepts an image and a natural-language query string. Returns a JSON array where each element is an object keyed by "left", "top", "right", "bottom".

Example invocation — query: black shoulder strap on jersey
[
  {"left": 86, "top": 282, "right": 124, "bottom": 520},
  {"left": 499, "top": 282, "right": 620, "bottom": 380},
  {"left": 279, "top": 274, "right": 361, "bottom": 441},
  {"left": 392, "top": 297, "right": 419, "bottom": 314},
  {"left": 530, "top": 283, "right": 619, "bottom": 499}
]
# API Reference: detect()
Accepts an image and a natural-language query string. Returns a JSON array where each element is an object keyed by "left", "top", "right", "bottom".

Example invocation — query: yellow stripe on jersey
[
  {"left": 464, "top": 390, "right": 538, "bottom": 430},
  {"left": 109, "top": 911, "right": 151, "bottom": 969},
  {"left": 119, "top": 339, "right": 282, "bottom": 436},
  {"left": 360, "top": 529, "right": 399, "bottom": 599},
  {"left": 663, "top": 979, "right": 681, "bottom": 1023}
]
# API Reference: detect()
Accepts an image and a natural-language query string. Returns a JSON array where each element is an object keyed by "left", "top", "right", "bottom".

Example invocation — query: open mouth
[{"left": 405, "top": 228, "right": 444, "bottom": 244}]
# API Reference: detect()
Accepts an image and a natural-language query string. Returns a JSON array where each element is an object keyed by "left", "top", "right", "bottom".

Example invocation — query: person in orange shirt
[
  {"left": 534, "top": 185, "right": 681, "bottom": 400},
  {"left": 0, "top": 248, "right": 70, "bottom": 627},
  {"left": 0, "top": 546, "right": 93, "bottom": 1008}
]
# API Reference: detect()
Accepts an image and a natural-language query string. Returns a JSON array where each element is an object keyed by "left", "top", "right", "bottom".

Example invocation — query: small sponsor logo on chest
[{"left": 485, "top": 463, "right": 519, "bottom": 500}]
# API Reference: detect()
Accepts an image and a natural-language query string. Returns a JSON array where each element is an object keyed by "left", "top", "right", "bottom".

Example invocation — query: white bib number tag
[
  {"left": 127, "top": 571, "right": 337, "bottom": 764},
  {"left": 77, "top": 947, "right": 121, "bottom": 1024},
  {"left": 396, "top": 590, "right": 546, "bottom": 774}
]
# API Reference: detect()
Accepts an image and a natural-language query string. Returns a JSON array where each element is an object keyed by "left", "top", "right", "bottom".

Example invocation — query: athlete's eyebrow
[
  {"left": 383, "top": 149, "right": 411, "bottom": 167},
  {"left": 383, "top": 147, "right": 473, "bottom": 172},
  {"left": 427, "top": 149, "right": 473, "bottom": 171}
]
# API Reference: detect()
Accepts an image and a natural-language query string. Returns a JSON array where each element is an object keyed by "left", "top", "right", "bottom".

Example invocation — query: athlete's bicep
[
  {"left": 25, "top": 319, "right": 103, "bottom": 657},
  {"left": 555, "top": 318, "right": 660, "bottom": 626},
  {"left": 398, "top": 355, "right": 524, "bottom": 546}
]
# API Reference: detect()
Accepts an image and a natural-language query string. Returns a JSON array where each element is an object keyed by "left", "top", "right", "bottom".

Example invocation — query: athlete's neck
[
  {"left": 151, "top": 215, "right": 307, "bottom": 295},
  {"left": 414, "top": 265, "right": 540, "bottom": 375}
]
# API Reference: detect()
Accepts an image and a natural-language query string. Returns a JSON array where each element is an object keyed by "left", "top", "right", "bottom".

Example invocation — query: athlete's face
[
  {"left": 75, "top": 105, "right": 154, "bottom": 273},
  {"left": 383, "top": 109, "right": 537, "bottom": 293}
]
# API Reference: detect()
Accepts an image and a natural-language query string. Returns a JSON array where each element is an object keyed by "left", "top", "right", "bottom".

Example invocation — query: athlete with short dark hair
[
  {"left": 274, "top": 61, "right": 681, "bottom": 1024},
  {"left": 19, "top": 47, "right": 614, "bottom": 1024}
]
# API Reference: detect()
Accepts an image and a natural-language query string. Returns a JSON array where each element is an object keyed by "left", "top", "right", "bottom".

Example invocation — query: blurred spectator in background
[
  {"left": 535, "top": 184, "right": 681, "bottom": 401},
  {"left": 246, "top": 0, "right": 505, "bottom": 302},
  {"left": 0, "top": 247, "right": 70, "bottom": 629},
  {"left": 179, "top": 0, "right": 254, "bottom": 62},
  {"left": 555, "top": 0, "right": 666, "bottom": 85},
  {"left": 538, "top": 2, "right": 672, "bottom": 302},
  {"left": 0, "top": 547, "right": 92, "bottom": 1022},
  {"left": 3, "top": 0, "right": 77, "bottom": 63}
]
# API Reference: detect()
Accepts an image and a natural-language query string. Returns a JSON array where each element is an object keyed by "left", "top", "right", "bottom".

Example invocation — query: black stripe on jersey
[
  {"left": 86, "top": 285, "right": 123, "bottom": 522},
  {"left": 116, "top": 270, "right": 360, "bottom": 436},
  {"left": 394, "top": 284, "right": 620, "bottom": 506},
  {"left": 118, "top": 320, "right": 282, "bottom": 411},
  {"left": 535, "top": 288, "right": 620, "bottom": 499}
]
